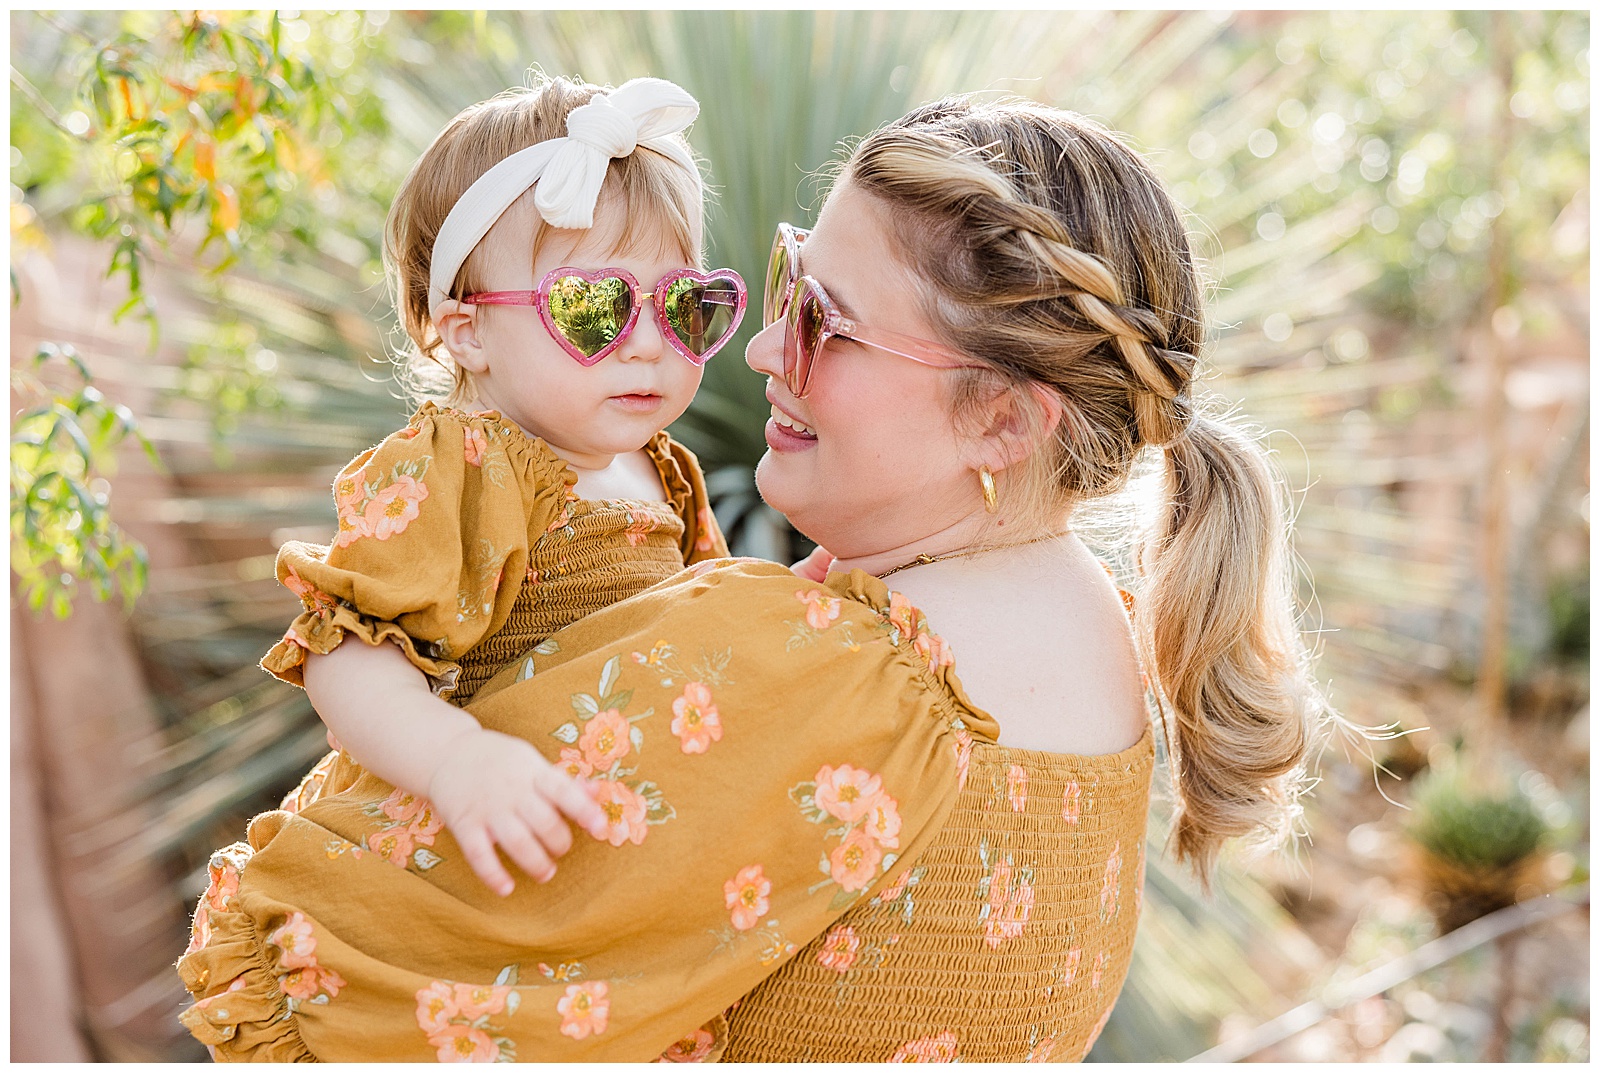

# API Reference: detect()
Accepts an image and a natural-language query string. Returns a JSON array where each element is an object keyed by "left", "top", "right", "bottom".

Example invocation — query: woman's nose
[{"left": 744, "top": 320, "right": 784, "bottom": 379}]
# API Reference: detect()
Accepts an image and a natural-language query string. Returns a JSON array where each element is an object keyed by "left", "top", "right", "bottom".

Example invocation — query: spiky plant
[{"left": 15, "top": 9, "right": 1586, "bottom": 1062}]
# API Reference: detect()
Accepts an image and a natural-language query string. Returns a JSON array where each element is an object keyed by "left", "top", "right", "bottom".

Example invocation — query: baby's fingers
[
  {"left": 538, "top": 768, "right": 610, "bottom": 841},
  {"left": 454, "top": 825, "right": 517, "bottom": 897},
  {"left": 489, "top": 814, "right": 557, "bottom": 885}
]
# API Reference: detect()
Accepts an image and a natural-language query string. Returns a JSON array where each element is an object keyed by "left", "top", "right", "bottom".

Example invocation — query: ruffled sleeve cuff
[
  {"left": 262, "top": 602, "right": 463, "bottom": 699},
  {"left": 175, "top": 843, "right": 316, "bottom": 1062}
]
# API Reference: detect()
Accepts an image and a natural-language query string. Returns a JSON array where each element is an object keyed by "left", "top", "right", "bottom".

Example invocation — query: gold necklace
[{"left": 873, "top": 531, "right": 1069, "bottom": 579}]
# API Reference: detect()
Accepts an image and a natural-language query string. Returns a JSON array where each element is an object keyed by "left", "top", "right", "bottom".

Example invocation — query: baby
[{"left": 260, "top": 74, "right": 745, "bottom": 897}]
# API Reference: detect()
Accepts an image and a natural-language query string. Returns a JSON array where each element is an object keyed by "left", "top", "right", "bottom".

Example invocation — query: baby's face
[{"left": 463, "top": 197, "right": 705, "bottom": 468}]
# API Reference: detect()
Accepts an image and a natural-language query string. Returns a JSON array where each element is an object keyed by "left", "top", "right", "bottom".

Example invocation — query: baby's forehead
[{"left": 482, "top": 189, "right": 699, "bottom": 270}]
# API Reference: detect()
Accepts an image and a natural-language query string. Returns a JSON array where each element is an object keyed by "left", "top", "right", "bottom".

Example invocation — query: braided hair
[{"left": 843, "top": 97, "right": 1329, "bottom": 883}]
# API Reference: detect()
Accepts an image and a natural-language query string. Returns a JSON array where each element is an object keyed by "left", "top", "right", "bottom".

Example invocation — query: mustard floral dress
[{"left": 176, "top": 561, "right": 1154, "bottom": 1062}]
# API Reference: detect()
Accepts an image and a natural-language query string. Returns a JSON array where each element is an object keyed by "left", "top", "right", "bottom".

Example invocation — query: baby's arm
[{"left": 303, "top": 639, "right": 609, "bottom": 896}]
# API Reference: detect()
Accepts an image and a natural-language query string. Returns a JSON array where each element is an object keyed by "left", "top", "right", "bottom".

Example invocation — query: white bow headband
[{"left": 427, "top": 77, "right": 701, "bottom": 318}]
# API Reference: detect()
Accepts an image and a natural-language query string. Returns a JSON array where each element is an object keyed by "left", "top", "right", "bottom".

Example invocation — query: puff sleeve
[
  {"left": 260, "top": 404, "right": 575, "bottom": 696},
  {"left": 177, "top": 562, "right": 990, "bottom": 1061}
]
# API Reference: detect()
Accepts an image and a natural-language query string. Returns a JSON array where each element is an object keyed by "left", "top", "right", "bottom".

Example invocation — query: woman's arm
[{"left": 303, "top": 640, "right": 608, "bottom": 894}]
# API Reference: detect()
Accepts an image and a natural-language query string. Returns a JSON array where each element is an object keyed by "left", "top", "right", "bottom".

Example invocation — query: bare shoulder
[{"left": 891, "top": 542, "right": 1148, "bottom": 757}]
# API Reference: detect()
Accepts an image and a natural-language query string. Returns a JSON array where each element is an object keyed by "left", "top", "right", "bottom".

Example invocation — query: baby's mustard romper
[{"left": 257, "top": 401, "right": 727, "bottom": 808}]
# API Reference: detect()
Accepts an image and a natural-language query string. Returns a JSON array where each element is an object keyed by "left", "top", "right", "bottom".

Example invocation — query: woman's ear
[
  {"left": 434, "top": 299, "right": 490, "bottom": 375},
  {"left": 970, "top": 381, "right": 1063, "bottom": 473}
]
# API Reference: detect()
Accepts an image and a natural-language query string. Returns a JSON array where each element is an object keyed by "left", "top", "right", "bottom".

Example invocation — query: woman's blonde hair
[
  {"left": 384, "top": 73, "right": 704, "bottom": 406},
  {"left": 843, "top": 96, "right": 1329, "bottom": 882}
]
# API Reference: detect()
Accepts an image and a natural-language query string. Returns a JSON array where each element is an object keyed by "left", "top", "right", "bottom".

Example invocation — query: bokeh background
[{"left": 10, "top": 9, "right": 1589, "bottom": 1062}]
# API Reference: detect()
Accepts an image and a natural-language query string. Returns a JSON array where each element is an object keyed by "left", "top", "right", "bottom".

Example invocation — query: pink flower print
[
  {"left": 886, "top": 591, "right": 919, "bottom": 639},
  {"left": 876, "top": 868, "right": 911, "bottom": 904},
  {"left": 380, "top": 788, "right": 425, "bottom": 825},
  {"left": 367, "top": 825, "right": 417, "bottom": 869},
  {"left": 415, "top": 979, "right": 461, "bottom": 1036},
  {"left": 557, "top": 980, "right": 610, "bottom": 1040},
  {"left": 1007, "top": 764, "right": 1028, "bottom": 812},
  {"left": 333, "top": 506, "right": 371, "bottom": 548},
  {"left": 203, "top": 852, "right": 242, "bottom": 914},
  {"left": 796, "top": 587, "right": 843, "bottom": 629},
  {"left": 1027, "top": 1036, "right": 1058, "bottom": 1062},
  {"left": 362, "top": 474, "right": 429, "bottom": 541},
  {"left": 268, "top": 912, "right": 318, "bottom": 970},
  {"left": 333, "top": 467, "right": 366, "bottom": 513},
  {"left": 451, "top": 981, "right": 510, "bottom": 1020},
  {"left": 829, "top": 828, "right": 884, "bottom": 892},
  {"left": 889, "top": 1031, "right": 960, "bottom": 1062},
  {"left": 395, "top": 425, "right": 421, "bottom": 441},
  {"left": 408, "top": 799, "right": 444, "bottom": 842},
  {"left": 863, "top": 794, "right": 902, "bottom": 849},
  {"left": 813, "top": 763, "right": 884, "bottom": 824},
  {"left": 624, "top": 509, "right": 657, "bottom": 547},
  {"left": 815, "top": 925, "right": 860, "bottom": 973},
  {"left": 670, "top": 681, "right": 723, "bottom": 754},
  {"left": 951, "top": 726, "right": 973, "bottom": 792},
  {"left": 281, "top": 963, "right": 345, "bottom": 1001},
  {"left": 1061, "top": 947, "right": 1082, "bottom": 987},
  {"left": 1062, "top": 780, "right": 1082, "bottom": 825},
  {"left": 1091, "top": 951, "right": 1108, "bottom": 990},
  {"left": 590, "top": 779, "right": 649, "bottom": 847},
  {"left": 578, "top": 708, "right": 632, "bottom": 772},
  {"left": 185, "top": 905, "right": 212, "bottom": 956},
  {"left": 463, "top": 426, "right": 488, "bottom": 467},
  {"left": 557, "top": 747, "right": 593, "bottom": 779},
  {"left": 693, "top": 505, "right": 718, "bottom": 553},
  {"left": 281, "top": 567, "right": 335, "bottom": 612},
  {"left": 432, "top": 1022, "right": 498, "bottom": 1062},
  {"left": 912, "top": 629, "right": 955, "bottom": 675},
  {"left": 724, "top": 864, "right": 772, "bottom": 931},
  {"left": 983, "top": 873, "right": 1035, "bottom": 949},
  {"left": 1083, "top": 1005, "right": 1113, "bottom": 1057},
  {"left": 1099, "top": 840, "right": 1123, "bottom": 921},
  {"left": 659, "top": 1025, "right": 717, "bottom": 1062},
  {"left": 279, "top": 625, "right": 310, "bottom": 651}
]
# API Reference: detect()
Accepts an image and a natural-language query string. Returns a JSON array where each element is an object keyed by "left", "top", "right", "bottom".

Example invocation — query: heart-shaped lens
[
  {"left": 661, "top": 275, "right": 741, "bottom": 361},
  {"left": 546, "top": 274, "right": 634, "bottom": 359}
]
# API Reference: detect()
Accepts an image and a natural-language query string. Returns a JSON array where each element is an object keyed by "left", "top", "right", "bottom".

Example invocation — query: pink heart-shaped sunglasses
[{"left": 465, "top": 266, "right": 748, "bottom": 366}]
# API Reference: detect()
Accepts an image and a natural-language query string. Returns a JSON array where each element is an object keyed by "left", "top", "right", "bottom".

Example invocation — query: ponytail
[{"left": 1140, "top": 414, "right": 1325, "bottom": 882}]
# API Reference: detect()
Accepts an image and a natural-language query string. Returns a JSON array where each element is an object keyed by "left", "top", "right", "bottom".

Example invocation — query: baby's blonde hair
[
  {"left": 384, "top": 73, "right": 704, "bottom": 406},
  {"left": 843, "top": 96, "right": 1330, "bottom": 884}
]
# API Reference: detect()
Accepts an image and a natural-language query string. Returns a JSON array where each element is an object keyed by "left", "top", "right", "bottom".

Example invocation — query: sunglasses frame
[
  {"left": 765, "top": 223, "right": 982, "bottom": 399},
  {"left": 465, "top": 265, "right": 747, "bottom": 367}
]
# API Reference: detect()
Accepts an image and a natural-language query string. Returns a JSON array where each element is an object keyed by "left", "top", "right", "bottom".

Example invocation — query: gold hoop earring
[{"left": 978, "top": 465, "right": 998, "bottom": 514}]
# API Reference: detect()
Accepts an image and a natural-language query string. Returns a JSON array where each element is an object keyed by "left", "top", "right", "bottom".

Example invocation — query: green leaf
[{"left": 598, "top": 654, "right": 620, "bottom": 697}]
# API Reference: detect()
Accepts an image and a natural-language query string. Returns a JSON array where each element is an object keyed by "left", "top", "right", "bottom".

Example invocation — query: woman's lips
[
  {"left": 609, "top": 393, "right": 662, "bottom": 413},
  {"left": 765, "top": 403, "right": 817, "bottom": 452}
]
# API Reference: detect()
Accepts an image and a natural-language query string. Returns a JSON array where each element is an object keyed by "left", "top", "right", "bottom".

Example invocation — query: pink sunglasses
[
  {"left": 765, "top": 223, "right": 981, "bottom": 398},
  {"left": 466, "top": 265, "right": 747, "bottom": 367}
]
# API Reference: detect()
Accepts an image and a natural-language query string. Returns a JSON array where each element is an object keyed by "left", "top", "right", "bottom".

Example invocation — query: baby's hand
[
  {"left": 426, "top": 727, "right": 610, "bottom": 896},
  {"left": 791, "top": 545, "right": 835, "bottom": 582}
]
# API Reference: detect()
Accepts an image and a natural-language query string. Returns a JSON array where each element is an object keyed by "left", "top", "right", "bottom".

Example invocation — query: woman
[{"left": 177, "top": 96, "right": 1324, "bottom": 1062}]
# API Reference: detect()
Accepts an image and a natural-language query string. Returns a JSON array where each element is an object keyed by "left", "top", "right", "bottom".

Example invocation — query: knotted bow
[{"left": 428, "top": 77, "right": 701, "bottom": 318}]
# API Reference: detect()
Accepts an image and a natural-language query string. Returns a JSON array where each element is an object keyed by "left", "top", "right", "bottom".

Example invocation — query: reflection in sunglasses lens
[
  {"left": 792, "top": 288, "right": 826, "bottom": 394},
  {"left": 764, "top": 238, "right": 788, "bottom": 326},
  {"left": 663, "top": 278, "right": 738, "bottom": 358},
  {"left": 549, "top": 276, "right": 631, "bottom": 357}
]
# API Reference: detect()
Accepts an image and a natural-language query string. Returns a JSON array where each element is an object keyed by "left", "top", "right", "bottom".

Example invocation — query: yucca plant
[{"left": 1403, "top": 757, "right": 1555, "bottom": 933}]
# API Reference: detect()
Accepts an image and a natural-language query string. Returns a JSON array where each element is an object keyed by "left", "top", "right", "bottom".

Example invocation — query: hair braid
[{"left": 843, "top": 94, "right": 1329, "bottom": 885}]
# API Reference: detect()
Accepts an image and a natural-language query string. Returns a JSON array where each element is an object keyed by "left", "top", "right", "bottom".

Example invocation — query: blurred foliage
[
  {"left": 1406, "top": 760, "right": 1554, "bottom": 872},
  {"left": 9, "top": 9, "right": 393, "bottom": 610},
  {"left": 8, "top": 8, "right": 1589, "bottom": 1063},
  {"left": 9, "top": 343, "right": 155, "bottom": 616}
]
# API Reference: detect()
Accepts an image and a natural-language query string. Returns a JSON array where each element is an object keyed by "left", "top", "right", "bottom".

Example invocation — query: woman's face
[{"left": 745, "top": 179, "right": 984, "bottom": 558}]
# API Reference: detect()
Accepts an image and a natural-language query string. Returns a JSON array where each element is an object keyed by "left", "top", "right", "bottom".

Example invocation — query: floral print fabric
[
  {"left": 177, "top": 561, "right": 980, "bottom": 1061},
  {"left": 260, "top": 403, "right": 728, "bottom": 699}
]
